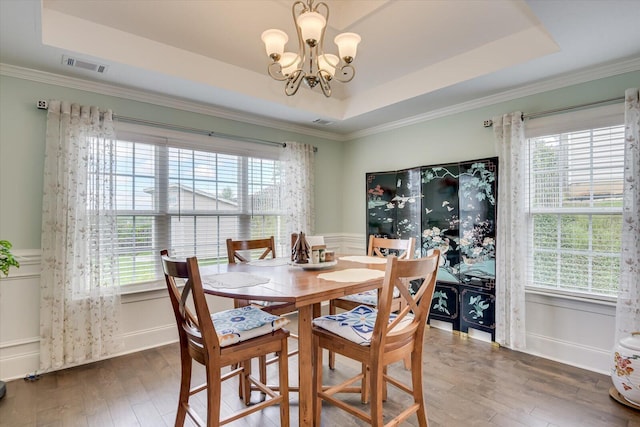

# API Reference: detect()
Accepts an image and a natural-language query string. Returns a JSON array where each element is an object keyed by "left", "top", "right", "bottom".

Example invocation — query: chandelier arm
[
  {"left": 285, "top": 69, "right": 305, "bottom": 96},
  {"left": 267, "top": 62, "right": 289, "bottom": 81},
  {"left": 292, "top": 1, "right": 307, "bottom": 57},
  {"left": 318, "top": 70, "right": 332, "bottom": 97},
  {"left": 291, "top": 0, "right": 308, "bottom": 49},
  {"left": 333, "top": 64, "right": 355, "bottom": 83},
  {"left": 314, "top": 2, "right": 329, "bottom": 60}
]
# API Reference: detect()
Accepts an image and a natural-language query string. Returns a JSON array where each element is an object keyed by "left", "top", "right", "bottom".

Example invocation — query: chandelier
[{"left": 261, "top": 0, "right": 361, "bottom": 97}]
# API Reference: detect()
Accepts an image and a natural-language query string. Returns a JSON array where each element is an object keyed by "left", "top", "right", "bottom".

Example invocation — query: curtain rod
[
  {"left": 113, "top": 115, "right": 287, "bottom": 148},
  {"left": 36, "top": 100, "right": 318, "bottom": 152},
  {"left": 483, "top": 96, "right": 625, "bottom": 128}
]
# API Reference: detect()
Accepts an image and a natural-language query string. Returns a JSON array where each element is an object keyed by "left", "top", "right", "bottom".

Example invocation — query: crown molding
[
  {"left": 0, "top": 63, "right": 345, "bottom": 142},
  {"left": 346, "top": 57, "right": 640, "bottom": 139},
  {"left": 2, "top": 57, "right": 638, "bottom": 143}
]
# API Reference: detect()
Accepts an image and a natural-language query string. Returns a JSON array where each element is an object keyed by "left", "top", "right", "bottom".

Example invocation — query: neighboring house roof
[{"left": 144, "top": 184, "right": 238, "bottom": 209}]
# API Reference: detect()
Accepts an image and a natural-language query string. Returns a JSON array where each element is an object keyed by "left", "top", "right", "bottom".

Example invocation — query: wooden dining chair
[
  {"left": 226, "top": 237, "right": 298, "bottom": 390},
  {"left": 160, "top": 250, "right": 290, "bottom": 427},
  {"left": 226, "top": 236, "right": 276, "bottom": 263},
  {"left": 226, "top": 235, "right": 297, "bottom": 314},
  {"left": 328, "top": 235, "right": 415, "bottom": 369},
  {"left": 312, "top": 251, "right": 440, "bottom": 427}
]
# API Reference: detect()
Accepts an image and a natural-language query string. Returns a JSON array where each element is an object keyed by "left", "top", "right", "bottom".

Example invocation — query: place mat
[
  {"left": 339, "top": 255, "right": 387, "bottom": 264},
  {"left": 247, "top": 258, "right": 290, "bottom": 267},
  {"left": 318, "top": 268, "right": 385, "bottom": 283},
  {"left": 202, "top": 272, "right": 270, "bottom": 288}
]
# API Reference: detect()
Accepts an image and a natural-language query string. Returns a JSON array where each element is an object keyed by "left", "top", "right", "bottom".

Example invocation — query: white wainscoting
[
  {"left": 0, "top": 250, "right": 42, "bottom": 381},
  {"left": 0, "top": 238, "right": 618, "bottom": 380},
  {"left": 525, "top": 291, "right": 616, "bottom": 375}
]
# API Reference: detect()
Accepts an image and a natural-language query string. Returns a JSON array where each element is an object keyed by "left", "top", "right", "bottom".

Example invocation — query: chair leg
[
  {"left": 361, "top": 363, "right": 369, "bottom": 404},
  {"left": 259, "top": 355, "right": 268, "bottom": 400},
  {"left": 383, "top": 365, "right": 388, "bottom": 402},
  {"left": 278, "top": 339, "right": 290, "bottom": 427},
  {"left": 369, "top": 361, "right": 385, "bottom": 427},
  {"left": 328, "top": 301, "right": 336, "bottom": 370},
  {"left": 234, "top": 362, "right": 244, "bottom": 400},
  {"left": 403, "top": 355, "right": 411, "bottom": 370},
  {"left": 176, "top": 351, "right": 192, "bottom": 427},
  {"left": 242, "top": 359, "right": 252, "bottom": 406},
  {"left": 412, "top": 351, "right": 428, "bottom": 427},
  {"left": 205, "top": 364, "right": 223, "bottom": 427},
  {"left": 313, "top": 335, "right": 323, "bottom": 427}
]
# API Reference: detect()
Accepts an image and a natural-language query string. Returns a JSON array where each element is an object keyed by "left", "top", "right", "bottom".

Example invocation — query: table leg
[{"left": 297, "top": 304, "right": 315, "bottom": 427}]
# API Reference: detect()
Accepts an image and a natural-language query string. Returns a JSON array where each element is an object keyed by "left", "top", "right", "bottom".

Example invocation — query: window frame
[
  {"left": 523, "top": 103, "right": 625, "bottom": 301},
  {"left": 112, "top": 122, "right": 285, "bottom": 290}
]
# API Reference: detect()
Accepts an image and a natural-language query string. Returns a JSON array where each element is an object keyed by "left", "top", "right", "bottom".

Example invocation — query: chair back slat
[
  {"left": 368, "top": 236, "right": 415, "bottom": 260},
  {"left": 185, "top": 256, "right": 221, "bottom": 353},
  {"left": 227, "top": 236, "right": 276, "bottom": 263},
  {"left": 161, "top": 251, "right": 221, "bottom": 360},
  {"left": 371, "top": 251, "right": 439, "bottom": 356},
  {"left": 161, "top": 250, "right": 196, "bottom": 323}
]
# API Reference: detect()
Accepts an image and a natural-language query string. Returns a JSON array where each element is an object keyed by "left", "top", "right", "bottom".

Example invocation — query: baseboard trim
[
  {"left": 525, "top": 332, "right": 612, "bottom": 375},
  {"left": 0, "top": 326, "right": 178, "bottom": 382},
  {"left": 0, "top": 337, "right": 41, "bottom": 381},
  {"left": 120, "top": 324, "right": 178, "bottom": 352}
]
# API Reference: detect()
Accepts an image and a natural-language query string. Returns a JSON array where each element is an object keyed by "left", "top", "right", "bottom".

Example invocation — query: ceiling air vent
[
  {"left": 62, "top": 55, "right": 109, "bottom": 73},
  {"left": 312, "top": 118, "right": 332, "bottom": 125}
]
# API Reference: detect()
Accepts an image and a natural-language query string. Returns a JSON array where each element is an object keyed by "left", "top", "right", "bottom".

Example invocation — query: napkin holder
[{"left": 292, "top": 232, "right": 310, "bottom": 264}]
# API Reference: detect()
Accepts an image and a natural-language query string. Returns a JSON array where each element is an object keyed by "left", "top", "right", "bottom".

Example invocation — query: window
[
  {"left": 525, "top": 104, "right": 624, "bottom": 297},
  {"left": 111, "top": 124, "right": 286, "bottom": 286}
]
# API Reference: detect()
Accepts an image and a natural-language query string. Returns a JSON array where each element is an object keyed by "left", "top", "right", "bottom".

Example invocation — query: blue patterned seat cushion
[
  {"left": 312, "top": 305, "right": 413, "bottom": 346},
  {"left": 338, "top": 288, "right": 400, "bottom": 306},
  {"left": 211, "top": 306, "right": 290, "bottom": 347}
]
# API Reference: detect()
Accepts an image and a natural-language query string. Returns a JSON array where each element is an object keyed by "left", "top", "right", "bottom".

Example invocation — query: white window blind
[
  {"left": 525, "top": 104, "right": 624, "bottom": 297},
  {"left": 112, "top": 123, "right": 286, "bottom": 286}
]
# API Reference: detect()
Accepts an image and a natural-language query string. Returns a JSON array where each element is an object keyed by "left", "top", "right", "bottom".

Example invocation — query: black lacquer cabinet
[{"left": 366, "top": 157, "right": 498, "bottom": 340}]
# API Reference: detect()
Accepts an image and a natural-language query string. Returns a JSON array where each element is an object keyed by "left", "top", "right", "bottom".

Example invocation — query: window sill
[
  {"left": 525, "top": 287, "right": 617, "bottom": 307},
  {"left": 120, "top": 280, "right": 172, "bottom": 304}
]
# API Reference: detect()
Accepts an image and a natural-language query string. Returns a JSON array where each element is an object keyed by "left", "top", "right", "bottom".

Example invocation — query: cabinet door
[
  {"left": 421, "top": 163, "right": 461, "bottom": 280},
  {"left": 460, "top": 283, "right": 496, "bottom": 340},
  {"left": 367, "top": 171, "right": 398, "bottom": 238},
  {"left": 394, "top": 168, "right": 422, "bottom": 256},
  {"left": 366, "top": 169, "right": 421, "bottom": 253},
  {"left": 428, "top": 281, "right": 460, "bottom": 331},
  {"left": 457, "top": 159, "right": 498, "bottom": 286}
]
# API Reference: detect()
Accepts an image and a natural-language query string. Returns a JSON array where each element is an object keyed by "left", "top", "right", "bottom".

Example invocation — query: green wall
[
  {"left": 1, "top": 70, "right": 638, "bottom": 249},
  {"left": 341, "top": 70, "right": 640, "bottom": 234},
  {"left": 0, "top": 75, "right": 343, "bottom": 249}
]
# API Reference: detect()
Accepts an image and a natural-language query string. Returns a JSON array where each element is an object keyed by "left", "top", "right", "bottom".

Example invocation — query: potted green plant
[
  {"left": 0, "top": 240, "right": 20, "bottom": 277},
  {"left": 0, "top": 239, "right": 19, "bottom": 399}
]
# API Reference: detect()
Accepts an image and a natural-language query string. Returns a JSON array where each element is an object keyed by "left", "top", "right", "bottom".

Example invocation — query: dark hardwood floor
[{"left": 1, "top": 323, "right": 638, "bottom": 427}]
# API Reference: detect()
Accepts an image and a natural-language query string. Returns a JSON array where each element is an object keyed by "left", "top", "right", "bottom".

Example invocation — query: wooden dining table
[{"left": 201, "top": 257, "right": 387, "bottom": 427}]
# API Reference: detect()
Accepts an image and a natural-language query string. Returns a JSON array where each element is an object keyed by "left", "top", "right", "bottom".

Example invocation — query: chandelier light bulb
[
  {"left": 318, "top": 54, "right": 338, "bottom": 77},
  {"left": 280, "top": 52, "right": 301, "bottom": 76},
  {"left": 334, "top": 32, "right": 361, "bottom": 63},
  {"left": 261, "top": 29, "right": 288, "bottom": 61},
  {"left": 297, "top": 11, "right": 326, "bottom": 46}
]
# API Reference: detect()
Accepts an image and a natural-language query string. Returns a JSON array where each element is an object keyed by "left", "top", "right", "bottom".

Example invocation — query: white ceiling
[{"left": 1, "top": 0, "right": 639, "bottom": 137}]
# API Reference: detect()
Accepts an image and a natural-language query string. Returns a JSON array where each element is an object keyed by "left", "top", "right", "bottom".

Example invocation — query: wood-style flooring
[{"left": 1, "top": 324, "right": 638, "bottom": 426}]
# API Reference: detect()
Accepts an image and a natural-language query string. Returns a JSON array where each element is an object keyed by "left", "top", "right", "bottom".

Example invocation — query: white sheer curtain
[
  {"left": 616, "top": 88, "right": 640, "bottom": 342},
  {"left": 281, "top": 141, "right": 315, "bottom": 236},
  {"left": 40, "top": 101, "right": 121, "bottom": 371},
  {"left": 492, "top": 112, "right": 527, "bottom": 350}
]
